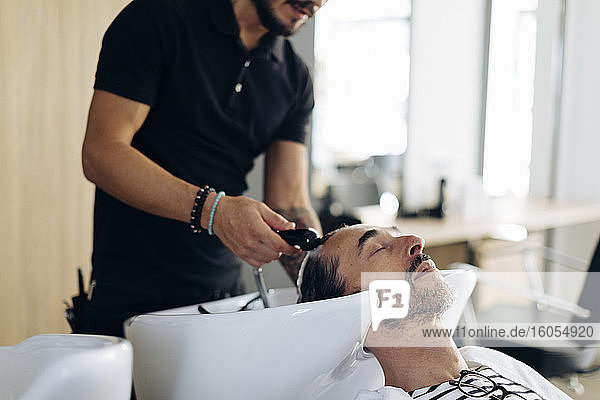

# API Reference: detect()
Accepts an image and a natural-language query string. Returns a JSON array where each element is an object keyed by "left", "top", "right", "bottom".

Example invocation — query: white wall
[
  {"left": 555, "top": 0, "right": 600, "bottom": 202},
  {"left": 550, "top": 0, "right": 600, "bottom": 262},
  {"left": 530, "top": 0, "right": 564, "bottom": 199},
  {"left": 403, "top": 0, "right": 487, "bottom": 210}
]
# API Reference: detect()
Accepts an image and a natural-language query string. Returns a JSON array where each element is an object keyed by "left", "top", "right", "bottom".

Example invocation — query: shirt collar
[
  {"left": 209, "top": 0, "right": 239, "bottom": 37},
  {"left": 259, "top": 33, "right": 285, "bottom": 63},
  {"left": 209, "top": 0, "right": 285, "bottom": 63}
]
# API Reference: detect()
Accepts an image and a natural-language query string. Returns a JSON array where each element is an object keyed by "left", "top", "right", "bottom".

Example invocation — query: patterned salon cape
[{"left": 353, "top": 346, "right": 573, "bottom": 400}]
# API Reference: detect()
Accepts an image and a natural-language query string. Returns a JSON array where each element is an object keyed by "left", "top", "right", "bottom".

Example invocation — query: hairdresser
[{"left": 81, "top": 0, "right": 325, "bottom": 339}]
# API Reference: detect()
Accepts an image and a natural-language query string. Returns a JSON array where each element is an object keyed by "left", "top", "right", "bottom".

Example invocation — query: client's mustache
[{"left": 408, "top": 254, "right": 432, "bottom": 274}]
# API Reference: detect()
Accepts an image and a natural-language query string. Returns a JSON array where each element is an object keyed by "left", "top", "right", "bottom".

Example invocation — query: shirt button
[
  {"left": 244, "top": 60, "right": 251, "bottom": 68},
  {"left": 234, "top": 83, "right": 243, "bottom": 93}
]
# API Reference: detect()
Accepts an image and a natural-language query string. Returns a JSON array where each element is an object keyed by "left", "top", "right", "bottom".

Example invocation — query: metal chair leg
[{"left": 565, "top": 374, "right": 585, "bottom": 396}]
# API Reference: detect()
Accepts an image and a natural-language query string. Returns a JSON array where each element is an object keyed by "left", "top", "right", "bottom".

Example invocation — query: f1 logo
[
  {"left": 376, "top": 289, "right": 405, "bottom": 309},
  {"left": 369, "top": 280, "right": 410, "bottom": 331}
]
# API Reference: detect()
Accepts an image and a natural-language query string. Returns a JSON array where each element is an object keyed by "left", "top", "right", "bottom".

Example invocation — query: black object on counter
[{"left": 399, "top": 178, "right": 446, "bottom": 219}]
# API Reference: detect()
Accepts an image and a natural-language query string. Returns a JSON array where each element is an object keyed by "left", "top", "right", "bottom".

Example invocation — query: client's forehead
[
  {"left": 321, "top": 225, "right": 370, "bottom": 251},
  {"left": 320, "top": 225, "right": 400, "bottom": 257}
]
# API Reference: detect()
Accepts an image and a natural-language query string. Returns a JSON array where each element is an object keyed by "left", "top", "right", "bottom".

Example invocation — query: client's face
[
  {"left": 319, "top": 225, "right": 454, "bottom": 321},
  {"left": 319, "top": 225, "right": 431, "bottom": 290}
]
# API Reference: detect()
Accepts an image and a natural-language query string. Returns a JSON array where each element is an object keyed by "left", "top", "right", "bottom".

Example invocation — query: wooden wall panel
[{"left": 0, "top": 0, "right": 129, "bottom": 345}]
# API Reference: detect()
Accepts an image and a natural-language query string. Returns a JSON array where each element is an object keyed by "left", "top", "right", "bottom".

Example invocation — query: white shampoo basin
[
  {"left": 126, "top": 269, "right": 476, "bottom": 400},
  {"left": 0, "top": 334, "right": 132, "bottom": 400}
]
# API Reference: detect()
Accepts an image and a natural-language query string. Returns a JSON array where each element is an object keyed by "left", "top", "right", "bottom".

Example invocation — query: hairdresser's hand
[{"left": 207, "top": 194, "right": 301, "bottom": 268}]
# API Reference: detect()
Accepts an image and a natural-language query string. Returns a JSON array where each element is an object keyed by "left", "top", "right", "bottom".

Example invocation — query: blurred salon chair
[{"left": 457, "top": 234, "right": 600, "bottom": 395}]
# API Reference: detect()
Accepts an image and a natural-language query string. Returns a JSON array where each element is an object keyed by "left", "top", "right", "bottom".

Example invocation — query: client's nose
[{"left": 402, "top": 234, "right": 425, "bottom": 257}]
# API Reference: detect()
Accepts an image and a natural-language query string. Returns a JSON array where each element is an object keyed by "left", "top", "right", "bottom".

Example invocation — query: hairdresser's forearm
[
  {"left": 82, "top": 140, "right": 198, "bottom": 223},
  {"left": 82, "top": 90, "right": 199, "bottom": 224}
]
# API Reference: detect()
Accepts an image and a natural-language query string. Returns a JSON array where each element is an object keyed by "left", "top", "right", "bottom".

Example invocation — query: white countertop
[{"left": 354, "top": 199, "right": 600, "bottom": 247}]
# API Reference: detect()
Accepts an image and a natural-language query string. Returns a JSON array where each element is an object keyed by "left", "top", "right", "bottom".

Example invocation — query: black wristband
[{"left": 190, "top": 186, "right": 215, "bottom": 233}]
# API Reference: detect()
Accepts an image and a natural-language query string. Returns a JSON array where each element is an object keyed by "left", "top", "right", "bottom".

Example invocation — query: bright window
[
  {"left": 483, "top": 0, "right": 539, "bottom": 198},
  {"left": 312, "top": 0, "right": 412, "bottom": 176}
]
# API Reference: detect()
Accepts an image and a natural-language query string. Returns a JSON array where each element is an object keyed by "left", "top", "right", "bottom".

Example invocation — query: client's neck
[{"left": 368, "top": 318, "right": 467, "bottom": 392}]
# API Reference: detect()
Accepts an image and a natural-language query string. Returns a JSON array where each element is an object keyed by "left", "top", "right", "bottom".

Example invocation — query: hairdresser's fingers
[
  {"left": 256, "top": 228, "right": 299, "bottom": 257},
  {"left": 247, "top": 241, "right": 283, "bottom": 265},
  {"left": 244, "top": 256, "right": 268, "bottom": 269},
  {"left": 211, "top": 195, "right": 297, "bottom": 266},
  {"left": 239, "top": 242, "right": 284, "bottom": 268},
  {"left": 242, "top": 206, "right": 298, "bottom": 257},
  {"left": 257, "top": 204, "right": 301, "bottom": 256},
  {"left": 261, "top": 204, "right": 295, "bottom": 231},
  {"left": 244, "top": 224, "right": 298, "bottom": 260}
]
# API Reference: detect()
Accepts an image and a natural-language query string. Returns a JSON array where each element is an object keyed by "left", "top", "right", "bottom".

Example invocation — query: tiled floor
[
  {"left": 550, "top": 373, "right": 600, "bottom": 399},
  {"left": 548, "top": 351, "right": 600, "bottom": 398}
]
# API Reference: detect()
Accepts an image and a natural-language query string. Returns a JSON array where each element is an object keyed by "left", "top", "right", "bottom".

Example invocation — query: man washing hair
[{"left": 298, "top": 225, "right": 572, "bottom": 400}]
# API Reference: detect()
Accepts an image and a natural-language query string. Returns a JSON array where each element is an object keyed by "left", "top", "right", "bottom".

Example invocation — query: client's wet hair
[
  {"left": 298, "top": 227, "right": 347, "bottom": 303},
  {"left": 298, "top": 251, "right": 345, "bottom": 303}
]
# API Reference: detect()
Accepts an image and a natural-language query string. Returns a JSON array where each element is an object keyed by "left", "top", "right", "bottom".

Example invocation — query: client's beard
[
  {"left": 406, "top": 273, "right": 455, "bottom": 323},
  {"left": 383, "top": 254, "right": 456, "bottom": 328}
]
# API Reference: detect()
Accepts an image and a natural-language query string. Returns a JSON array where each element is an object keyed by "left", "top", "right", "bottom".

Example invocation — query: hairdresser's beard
[{"left": 250, "top": 0, "right": 310, "bottom": 37}]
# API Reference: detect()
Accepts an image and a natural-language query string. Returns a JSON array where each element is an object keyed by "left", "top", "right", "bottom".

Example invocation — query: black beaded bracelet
[{"left": 190, "top": 186, "right": 215, "bottom": 233}]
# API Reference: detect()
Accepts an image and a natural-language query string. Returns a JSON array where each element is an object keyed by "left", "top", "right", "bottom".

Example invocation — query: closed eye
[{"left": 372, "top": 247, "right": 385, "bottom": 255}]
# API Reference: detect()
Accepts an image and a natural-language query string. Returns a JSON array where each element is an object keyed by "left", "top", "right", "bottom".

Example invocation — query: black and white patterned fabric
[{"left": 408, "top": 365, "right": 542, "bottom": 399}]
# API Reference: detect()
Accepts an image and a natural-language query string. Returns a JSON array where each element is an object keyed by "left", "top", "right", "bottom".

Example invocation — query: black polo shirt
[{"left": 91, "top": 0, "right": 314, "bottom": 312}]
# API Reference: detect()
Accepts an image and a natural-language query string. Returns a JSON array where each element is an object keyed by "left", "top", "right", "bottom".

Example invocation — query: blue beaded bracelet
[{"left": 208, "top": 191, "right": 225, "bottom": 236}]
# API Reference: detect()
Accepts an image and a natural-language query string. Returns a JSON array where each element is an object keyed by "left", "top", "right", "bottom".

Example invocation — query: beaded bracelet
[
  {"left": 190, "top": 186, "right": 215, "bottom": 233},
  {"left": 208, "top": 191, "right": 226, "bottom": 236}
]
